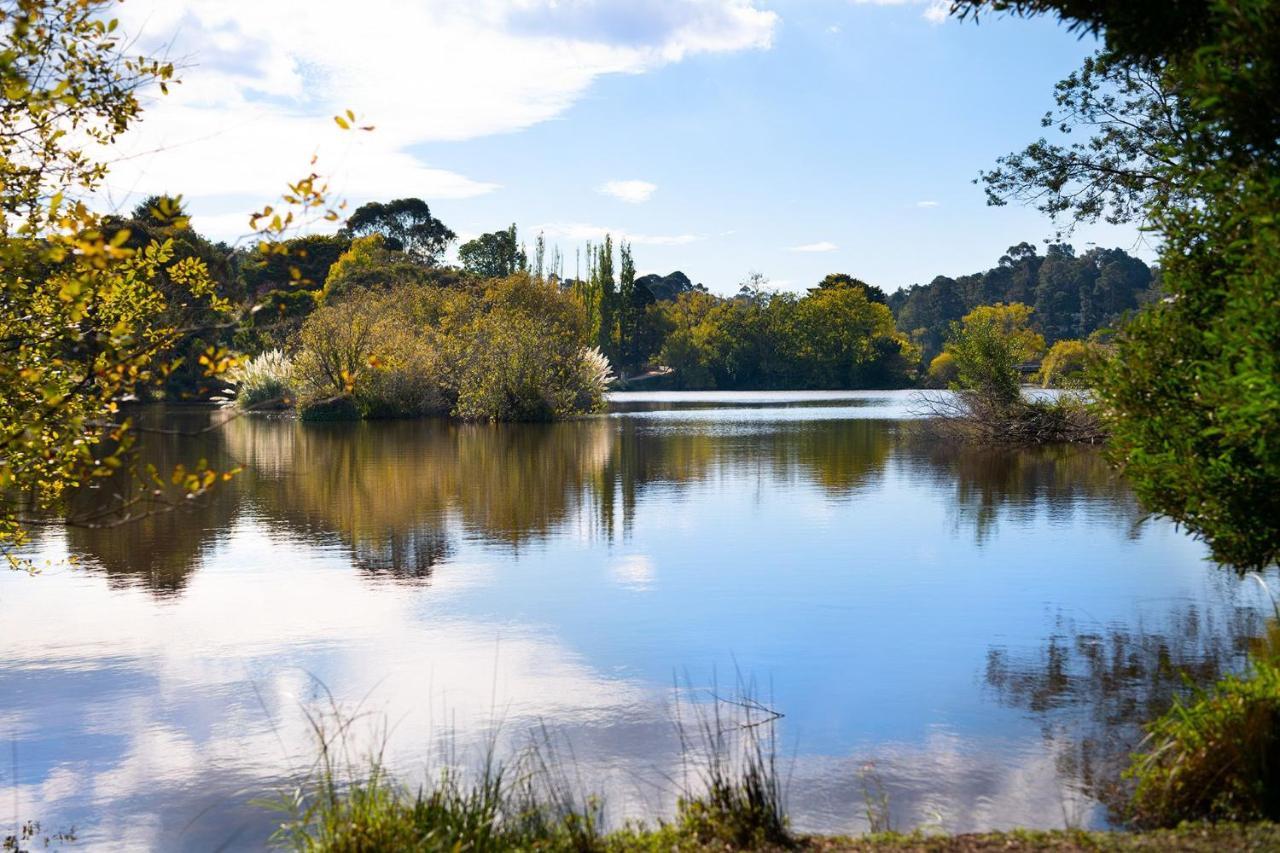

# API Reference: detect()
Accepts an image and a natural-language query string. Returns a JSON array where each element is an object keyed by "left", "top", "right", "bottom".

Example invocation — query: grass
[
  {"left": 269, "top": 661, "right": 1280, "bottom": 851},
  {"left": 1124, "top": 585, "right": 1280, "bottom": 827},
  {"left": 271, "top": 685, "right": 789, "bottom": 852}
]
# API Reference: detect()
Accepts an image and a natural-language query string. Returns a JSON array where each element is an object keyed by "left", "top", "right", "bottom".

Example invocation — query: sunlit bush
[
  {"left": 294, "top": 275, "right": 608, "bottom": 422},
  {"left": 446, "top": 275, "right": 609, "bottom": 421},
  {"left": 926, "top": 351, "right": 958, "bottom": 388},
  {"left": 228, "top": 349, "right": 295, "bottom": 410},
  {"left": 1039, "top": 339, "right": 1098, "bottom": 388}
]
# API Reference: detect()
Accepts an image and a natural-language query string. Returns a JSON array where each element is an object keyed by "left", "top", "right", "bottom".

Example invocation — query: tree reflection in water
[
  {"left": 985, "top": 583, "right": 1274, "bottom": 820},
  {"left": 61, "top": 404, "right": 1154, "bottom": 595}
]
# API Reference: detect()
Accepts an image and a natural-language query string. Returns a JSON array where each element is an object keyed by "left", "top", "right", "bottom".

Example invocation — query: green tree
[
  {"left": 322, "top": 234, "right": 462, "bottom": 301},
  {"left": 960, "top": 0, "right": 1280, "bottom": 568},
  {"left": 813, "top": 273, "right": 889, "bottom": 304},
  {"left": 596, "top": 234, "right": 617, "bottom": 357},
  {"left": 344, "top": 198, "right": 455, "bottom": 264},
  {"left": 945, "top": 303, "right": 1045, "bottom": 408},
  {"left": 458, "top": 224, "right": 526, "bottom": 279},
  {"left": 617, "top": 241, "right": 639, "bottom": 371}
]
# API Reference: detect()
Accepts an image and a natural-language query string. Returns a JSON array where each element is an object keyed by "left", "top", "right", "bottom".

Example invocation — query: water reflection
[
  {"left": 0, "top": 392, "right": 1251, "bottom": 849},
  {"left": 985, "top": 586, "right": 1273, "bottom": 818},
  {"left": 65, "top": 395, "right": 1144, "bottom": 593}
]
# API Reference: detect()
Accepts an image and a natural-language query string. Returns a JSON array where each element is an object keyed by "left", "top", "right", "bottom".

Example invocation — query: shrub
[
  {"left": 926, "top": 351, "right": 958, "bottom": 388},
  {"left": 294, "top": 275, "right": 607, "bottom": 422},
  {"left": 1039, "top": 339, "right": 1096, "bottom": 388},
  {"left": 228, "top": 349, "right": 295, "bottom": 410},
  {"left": 1128, "top": 657, "right": 1280, "bottom": 827},
  {"left": 946, "top": 303, "right": 1044, "bottom": 408},
  {"left": 294, "top": 289, "right": 450, "bottom": 421},
  {"left": 446, "top": 275, "right": 609, "bottom": 421}
]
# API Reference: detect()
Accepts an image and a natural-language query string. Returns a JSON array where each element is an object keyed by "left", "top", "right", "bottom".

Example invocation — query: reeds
[{"left": 270, "top": 683, "right": 793, "bottom": 851}]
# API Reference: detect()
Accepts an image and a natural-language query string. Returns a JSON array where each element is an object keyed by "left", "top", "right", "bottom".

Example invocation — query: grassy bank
[{"left": 270, "top": 695, "right": 1280, "bottom": 853}]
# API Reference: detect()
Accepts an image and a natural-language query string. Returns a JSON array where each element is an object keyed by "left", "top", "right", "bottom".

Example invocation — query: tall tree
[
  {"left": 458, "top": 224, "right": 526, "bottom": 279},
  {"left": 344, "top": 198, "right": 455, "bottom": 265},
  {"left": 617, "top": 241, "right": 638, "bottom": 369},
  {"left": 596, "top": 234, "right": 616, "bottom": 356}
]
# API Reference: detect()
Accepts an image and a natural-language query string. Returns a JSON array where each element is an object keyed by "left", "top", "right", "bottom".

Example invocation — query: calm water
[{"left": 2, "top": 391, "right": 1271, "bottom": 850}]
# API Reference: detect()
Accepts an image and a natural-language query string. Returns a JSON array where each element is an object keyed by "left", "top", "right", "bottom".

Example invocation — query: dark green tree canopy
[
  {"left": 813, "top": 273, "right": 888, "bottom": 304},
  {"left": 344, "top": 198, "right": 455, "bottom": 264},
  {"left": 459, "top": 224, "right": 526, "bottom": 279},
  {"left": 888, "top": 243, "right": 1156, "bottom": 361},
  {"left": 130, "top": 194, "right": 190, "bottom": 228}
]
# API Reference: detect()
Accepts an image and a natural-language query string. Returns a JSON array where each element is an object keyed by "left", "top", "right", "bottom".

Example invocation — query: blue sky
[{"left": 109, "top": 1, "right": 1149, "bottom": 295}]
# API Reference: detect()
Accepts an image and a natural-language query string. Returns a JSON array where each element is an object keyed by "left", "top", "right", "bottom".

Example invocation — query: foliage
[
  {"left": 228, "top": 350, "right": 295, "bottom": 410},
  {"left": 946, "top": 303, "right": 1044, "bottom": 408},
  {"left": 1096, "top": 163, "right": 1280, "bottom": 569},
  {"left": 924, "top": 303, "right": 1101, "bottom": 444},
  {"left": 294, "top": 275, "right": 608, "bottom": 422},
  {"left": 448, "top": 275, "right": 609, "bottom": 421},
  {"left": 343, "top": 197, "right": 455, "bottom": 265},
  {"left": 321, "top": 233, "right": 457, "bottom": 301},
  {"left": 888, "top": 242, "right": 1155, "bottom": 362},
  {"left": 815, "top": 272, "right": 889, "bottom": 304},
  {"left": 926, "top": 352, "right": 958, "bottom": 388},
  {"left": 458, "top": 223, "right": 526, "bottom": 278},
  {"left": 239, "top": 233, "right": 351, "bottom": 297},
  {"left": 294, "top": 287, "right": 450, "bottom": 420},
  {"left": 1038, "top": 339, "right": 1095, "bottom": 388},
  {"left": 0, "top": 0, "right": 228, "bottom": 561},
  {"left": 978, "top": 51, "right": 1193, "bottom": 231},
  {"left": 990, "top": 0, "right": 1280, "bottom": 570},
  {"left": 652, "top": 280, "right": 918, "bottom": 390},
  {"left": 1127, "top": 656, "right": 1280, "bottom": 826}
]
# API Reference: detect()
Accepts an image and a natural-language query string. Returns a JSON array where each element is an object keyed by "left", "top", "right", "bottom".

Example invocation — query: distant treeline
[
  {"left": 123, "top": 192, "right": 1158, "bottom": 398},
  {"left": 887, "top": 242, "right": 1159, "bottom": 362}
]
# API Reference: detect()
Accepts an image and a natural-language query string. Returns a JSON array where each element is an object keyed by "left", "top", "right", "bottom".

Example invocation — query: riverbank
[{"left": 803, "top": 825, "right": 1280, "bottom": 852}]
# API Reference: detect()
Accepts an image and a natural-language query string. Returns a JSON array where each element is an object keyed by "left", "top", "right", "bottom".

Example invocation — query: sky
[{"left": 104, "top": 0, "right": 1151, "bottom": 296}]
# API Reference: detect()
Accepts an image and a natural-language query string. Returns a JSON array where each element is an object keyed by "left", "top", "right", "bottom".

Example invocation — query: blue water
[{"left": 0, "top": 392, "right": 1267, "bottom": 849}]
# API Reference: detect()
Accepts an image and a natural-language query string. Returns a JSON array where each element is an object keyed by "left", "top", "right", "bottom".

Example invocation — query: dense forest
[{"left": 887, "top": 242, "right": 1159, "bottom": 362}]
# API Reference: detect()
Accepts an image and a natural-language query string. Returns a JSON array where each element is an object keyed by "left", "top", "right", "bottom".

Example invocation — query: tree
[
  {"left": 458, "top": 224, "right": 526, "bottom": 279},
  {"left": 596, "top": 234, "right": 616, "bottom": 356},
  {"left": 945, "top": 303, "right": 1045, "bottom": 408},
  {"left": 344, "top": 198, "right": 455, "bottom": 264},
  {"left": 813, "top": 273, "right": 888, "bottom": 304},
  {"left": 322, "top": 233, "right": 456, "bottom": 300},
  {"left": 977, "top": 51, "right": 1193, "bottom": 231},
  {"left": 960, "top": 0, "right": 1280, "bottom": 568},
  {"left": 0, "top": 0, "right": 348, "bottom": 564},
  {"left": 239, "top": 233, "right": 351, "bottom": 297},
  {"left": 0, "top": 0, "right": 223, "bottom": 561},
  {"left": 1038, "top": 339, "right": 1094, "bottom": 387},
  {"left": 617, "top": 241, "right": 639, "bottom": 370}
]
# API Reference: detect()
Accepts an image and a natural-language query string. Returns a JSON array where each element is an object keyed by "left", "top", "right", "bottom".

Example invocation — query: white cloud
[
  {"left": 850, "top": 0, "right": 951, "bottom": 23},
  {"left": 103, "top": 1, "right": 778, "bottom": 238},
  {"left": 789, "top": 240, "right": 838, "bottom": 252},
  {"left": 923, "top": 1, "right": 951, "bottom": 23},
  {"left": 536, "top": 222, "right": 702, "bottom": 246},
  {"left": 599, "top": 180, "right": 658, "bottom": 203},
  {"left": 916, "top": 200, "right": 941, "bottom": 208}
]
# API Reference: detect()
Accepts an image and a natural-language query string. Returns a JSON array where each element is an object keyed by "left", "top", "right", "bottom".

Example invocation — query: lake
[{"left": 2, "top": 391, "right": 1270, "bottom": 850}]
